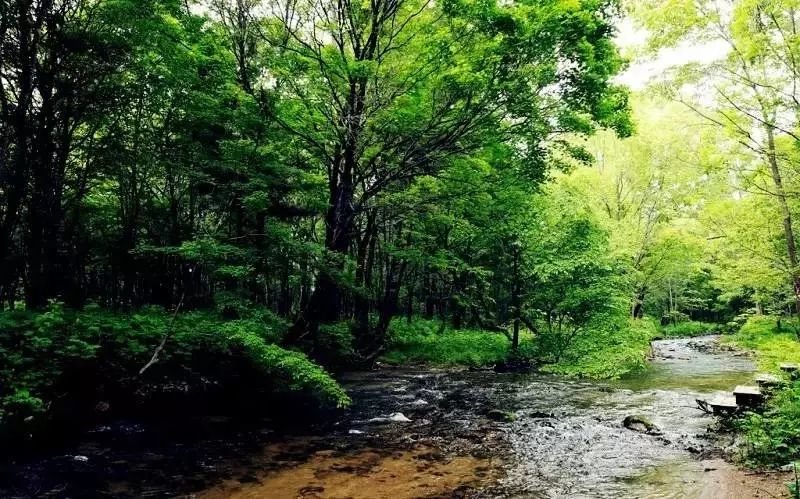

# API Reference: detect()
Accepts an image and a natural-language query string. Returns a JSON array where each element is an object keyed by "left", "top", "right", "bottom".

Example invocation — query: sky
[{"left": 614, "top": 18, "right": 730, "bottom": 90}]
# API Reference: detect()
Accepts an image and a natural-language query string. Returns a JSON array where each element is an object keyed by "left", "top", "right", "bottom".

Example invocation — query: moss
[{"left": 487, "top": 409, "right": 516, "bottom": 422}]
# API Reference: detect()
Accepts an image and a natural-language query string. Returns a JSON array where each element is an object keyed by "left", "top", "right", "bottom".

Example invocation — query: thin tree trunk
[{"left": 765, "top": 124, "right": 800, "bottom": 318}]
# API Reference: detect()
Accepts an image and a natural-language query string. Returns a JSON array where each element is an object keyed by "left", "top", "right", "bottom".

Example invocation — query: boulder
[
  {"left": 486, "top": 409, "right": 516, "bottom": 422},
  {"left": 367, "top": 412, "right": 412, "bottom": 424},
  {"left": 623, "top": 415, "right": 661, "bottom": 435}
]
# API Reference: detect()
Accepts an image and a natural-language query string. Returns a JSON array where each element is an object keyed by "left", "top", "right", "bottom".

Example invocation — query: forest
[{"left": 4, "top": 0, "right": 800, "bottom": 497}]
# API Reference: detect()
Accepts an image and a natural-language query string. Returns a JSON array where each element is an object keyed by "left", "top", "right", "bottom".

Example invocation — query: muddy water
[{"left": 3, "top": 336, "right": 790, "bottom": 498}]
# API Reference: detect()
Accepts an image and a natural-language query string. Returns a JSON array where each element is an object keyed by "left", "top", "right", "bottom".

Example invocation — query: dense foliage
[
  {"left": 0, "top": 303, "right": 348, "bottom": 431},
  {"left": 0, "top": 0, "right": 635, "bottom": 436},
  {"left": 6, "top": 0, "right": 800, "bottom": 477}
]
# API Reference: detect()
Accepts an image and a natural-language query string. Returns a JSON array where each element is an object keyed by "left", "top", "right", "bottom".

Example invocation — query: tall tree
[
  {"left": 253, "top": 0, "right": 630, "bottom": 347},
  {"left": 635, "top": 0, "right": 800, "bottom": 316}
]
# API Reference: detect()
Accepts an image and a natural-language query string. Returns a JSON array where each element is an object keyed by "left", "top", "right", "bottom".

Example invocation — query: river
[{"left": 1, "top": 336, "right": 791, "bottom": 498}]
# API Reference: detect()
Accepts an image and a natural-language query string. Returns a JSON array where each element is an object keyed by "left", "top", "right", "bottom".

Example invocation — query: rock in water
[
  {"left": 622, "top": 415, "right": 661, "bottom": 435},
  {"left": 388, "top": 412, "right": 412, "bottom": 422},
  {"left": 487, "top": 409, "right": 516, "bottom": 422},
  {"left": 368, "top": 412, "right": 412, "bottom": 423}
]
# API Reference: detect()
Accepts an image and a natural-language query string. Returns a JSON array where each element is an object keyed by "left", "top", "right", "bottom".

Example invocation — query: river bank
[{"left": 1, "top": 336, "right": 792, "bottom": 498}]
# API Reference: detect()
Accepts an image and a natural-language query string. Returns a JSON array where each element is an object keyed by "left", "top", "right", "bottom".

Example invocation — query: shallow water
[
  {"left": 495, "top": 336, "right": 756, "bottom": 498},
  {"left": 3, "top": 335, "right": 774, "bottom": 498},
  {"left": 305, "top": 335, "right": 762, "bottom": 498}
]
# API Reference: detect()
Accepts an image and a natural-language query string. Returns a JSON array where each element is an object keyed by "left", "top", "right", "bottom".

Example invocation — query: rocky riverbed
[{"left": 0, "top": 336, "right": 792, "bottom": 498}]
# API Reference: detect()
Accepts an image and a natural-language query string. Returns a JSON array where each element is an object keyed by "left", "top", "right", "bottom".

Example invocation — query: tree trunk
[
  {"left": 511, "top": 244, "right": 521, "bottom": 351},
  {"left": 765, "top": 124, "right": 800, "bottom": 318},
  {"left": 286, "top": 168, "right": 355, "bottom": 344}
]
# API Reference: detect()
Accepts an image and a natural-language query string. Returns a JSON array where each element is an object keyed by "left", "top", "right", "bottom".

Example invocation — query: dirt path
[{"left": 700, "top": 459, "right": 791, "bottom": 499}]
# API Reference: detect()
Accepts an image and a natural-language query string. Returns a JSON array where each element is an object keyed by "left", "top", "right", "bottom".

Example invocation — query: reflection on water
[{"left": 615, "top": 336, "right": 755, "bottom": 392}]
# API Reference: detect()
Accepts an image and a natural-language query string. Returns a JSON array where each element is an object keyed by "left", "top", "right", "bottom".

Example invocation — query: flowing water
[
  {"left": 318, "top": 336, "right": 762, "bottom": 499},
  {"left": 497, "top": 336, "right": 756, "bottom": 498},
  {"left": 4, "top": 335, "right": 789, "bottom": 498}
]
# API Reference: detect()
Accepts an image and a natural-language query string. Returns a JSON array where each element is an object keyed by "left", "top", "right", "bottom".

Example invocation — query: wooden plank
[
  {"left": 708, "top": 396, "right": 738, "bottom": 415},
  {"left": 734, "top": 385, "right": 763, "bottom": 407},
  {"left": 754, "top": 373, "right": 782, "bottom": 387},
  {"left": 734, "top": 385, "right": 761, "bottom": 395}
]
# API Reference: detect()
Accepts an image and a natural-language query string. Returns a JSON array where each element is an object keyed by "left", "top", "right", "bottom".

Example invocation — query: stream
[{"left": 2, "top": 336, "right": 791, "bottom": 498}]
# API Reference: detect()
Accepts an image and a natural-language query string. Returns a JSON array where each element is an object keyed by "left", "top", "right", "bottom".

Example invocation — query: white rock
[
  {"left": 348, "top": 429, "right": 364, "bottom": 435},
  {"left": 368, "top": 412, "right": 413, "bottom": 423},
  {"left": 73, "top": 455, "right": 89, "bottom": 462}
]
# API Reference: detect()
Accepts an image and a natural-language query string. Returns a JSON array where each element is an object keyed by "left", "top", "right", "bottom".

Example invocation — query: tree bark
[{"left": 764, "top": 123, "right": 800, "bottom": 318}]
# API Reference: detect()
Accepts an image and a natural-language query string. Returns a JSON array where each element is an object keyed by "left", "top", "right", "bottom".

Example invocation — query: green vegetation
[
  {"left": 726, "top": 317, "right": 800, "bottom": 472},
  {"left": 726, "top": 316, "right": 800, "bottom": 371},
  {"left": 0, "top": 0, "right": 637, "bottom": 439},
  {"left": 383, "top": 317, "right": 659, "bottom": 379},
  {"left": 545, "top": 318, "right": 659, "bottom": 379},
  {"left": 0, "top": 303, "right": 348, "bottom": 429},
  {"left": 740, "top": 384, "right": 800, "bottom": 468},
  {"left": 5, "top": 4, "right": 800, "bottom": 493},
  {"left": 382, "top": 320, "right": 516, "bottom": 367},
  {"left": 660, "top": 321, "right": 723, "bottom": 338}
]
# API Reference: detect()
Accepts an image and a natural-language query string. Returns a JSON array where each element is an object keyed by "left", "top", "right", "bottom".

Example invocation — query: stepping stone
[
  {"left": 754, "top": 373, "right": 782, "bottom": 387},
  {"left": 733, "top": 385, "right": 763, "bottom": 407},
  {"left": 780, "top": 363, "right": 799, "bottom": 373},
  {"left": 707, "top": 396, "right": 738, "bottom": 415}
]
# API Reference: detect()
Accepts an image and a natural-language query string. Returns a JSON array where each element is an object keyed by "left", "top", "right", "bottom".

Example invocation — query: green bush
[
  {"left": 317, "top": 321, "right": 356, "bottom": 368},
  {"left": 229, "top": 331, "right": 349, "bottom": 408},
  {"left": 726, "top": 315, "right": 800, "bottom": 371},
  {"left": 545, "top": 317, "right": 659, "bottom": 379},
  {"left": 0, "top": 303, "right": 349, "bottom": 426},
  {"left": 382, "top": 319, "right": 513, "bottom": 367},
  {"left": 660, "top": 320, "right": 721, "bottom": 338},
  {"left": 381, "top": 317, "right": 658, "bottom": 378},
  {"left": 740, "top": 383, "right": 800, "bottom": 467},
  {"left": 729, "top": 315, "right": 800, "bottom": 473}
]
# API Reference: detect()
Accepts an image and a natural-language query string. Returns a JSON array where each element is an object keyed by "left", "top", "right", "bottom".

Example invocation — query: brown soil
[
  {"left": 198, "top": 441, "right": 498, "bottom": 499},
  {"left": 700, "top": 459, "right": 793, "bottom": 499}
]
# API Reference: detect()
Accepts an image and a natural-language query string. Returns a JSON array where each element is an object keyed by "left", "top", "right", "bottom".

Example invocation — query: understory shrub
[
  {"left": 545, "top": 317, "right": 659, "bottom": 379},
  {"left": 0, "top": 303, "right": 349, "bottom": 431},
  {"left": 660, "top": 320, "right": 721, "bottom": 338},
  {"left": 729, "top": 315, "right": 800, "bottom": 479},
  {"left": 382, "top": 316, "right": 657, "bottom": 379},
  {"left": 382, "top": 319, "right": 513, "bottom": 367},
  {"left": 740, "top": 383, "right": 800, "bottom": 467}
]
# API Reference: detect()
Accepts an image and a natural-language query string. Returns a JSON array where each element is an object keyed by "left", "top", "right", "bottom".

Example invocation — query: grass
[
  {"left": 660, "top": 320, "right": 723, "bottom": 338},
  {"left": 382, "top": 317, "right": 659, "bottom": 379},
  {"left": 724, "top": 315, "right": 800, "bottom": 371},
  {"left": 381, "top": 319, "right": 515, "bottom": 367}
]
